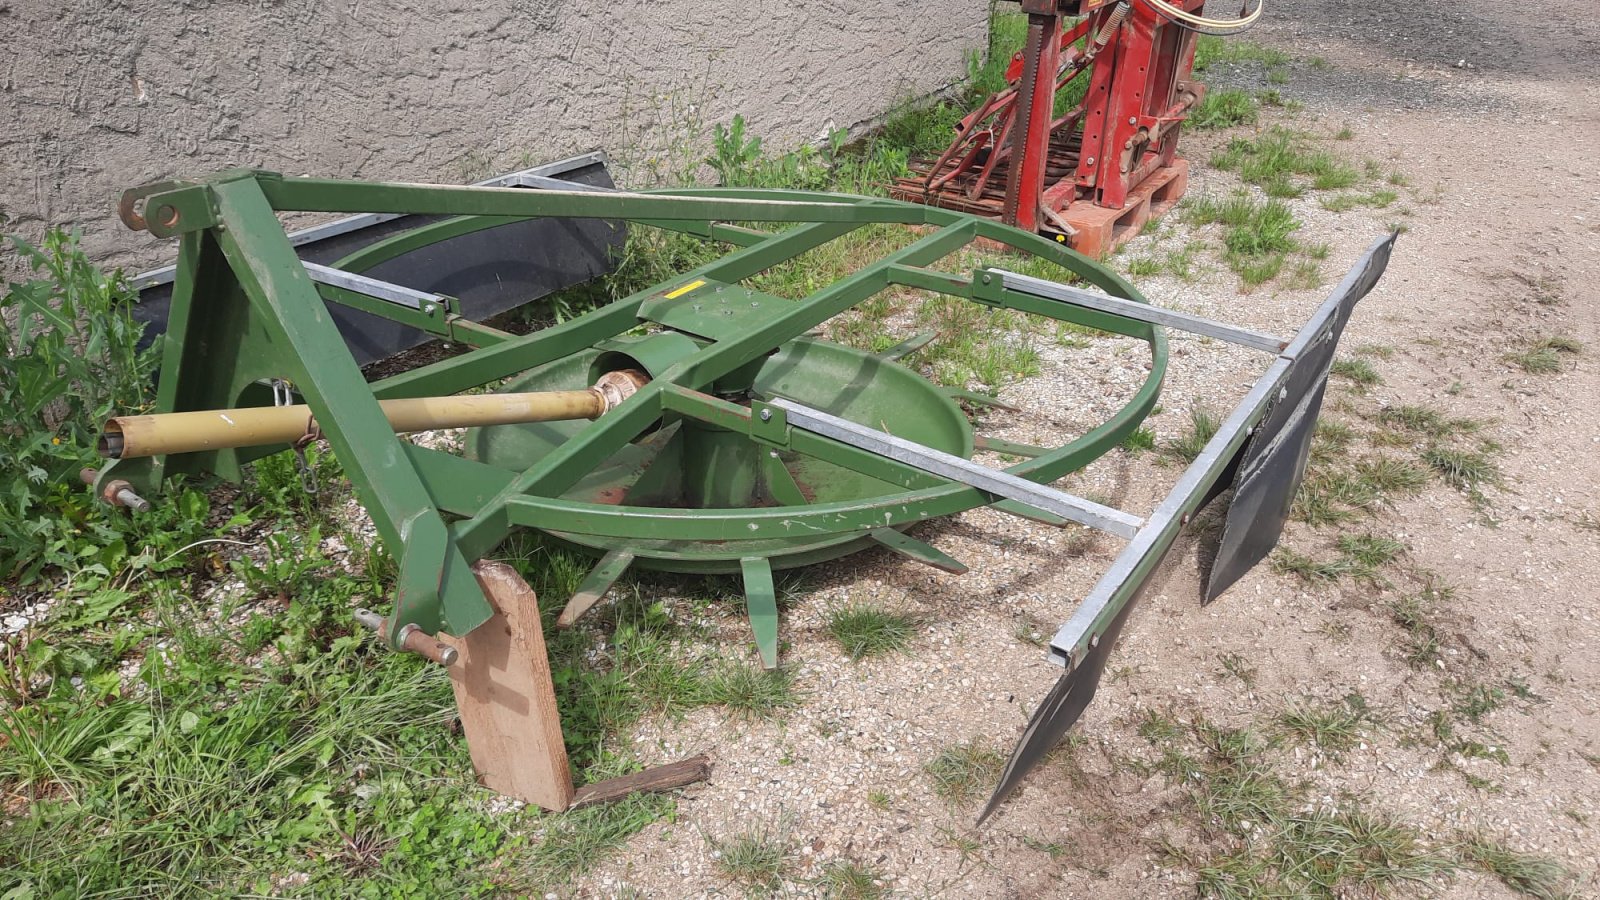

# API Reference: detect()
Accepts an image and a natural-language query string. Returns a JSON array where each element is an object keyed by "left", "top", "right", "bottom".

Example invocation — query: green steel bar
[
  {"left": 370, "top": 220, "right": 862, "bottom": 400},
  {"left": 402, "top": 443, "right": 517, "bottom": 516},
  {"left": 668, "top": 221, "right": 978, "bottom": 389},
  {"left": 371, "top": 296, "right": 644, "bottom": 400},
  {"left": 314, "top": 282, "right": 454, "bottom": 340},
  {"left": 446, "top": 317, "right": 514, "bottom": 347},
  {"left": 885, "top": 264, "right": 975, "bottom": 297},
  {"left": 449, "top": 220, "right": 893, "bottom": 557},
  {"left": 206, "top": 177, "right": 491, "bottom": 641},
  {"left": 869, "top": 528, "right": 968, "bottom": 574}
]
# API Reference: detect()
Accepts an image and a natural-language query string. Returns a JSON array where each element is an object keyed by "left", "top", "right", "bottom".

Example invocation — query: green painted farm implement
[{"left": 96, "top": 155, "right": 1394, "bottom": 819}]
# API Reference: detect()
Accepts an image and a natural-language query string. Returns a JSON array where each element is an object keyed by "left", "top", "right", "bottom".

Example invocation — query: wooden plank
[
  {"left": 440, "top": 561, "right": 575, "bottom": 811},
  {"left": 569, "top": 755, "right": 712, "bottom": 810},
  {"left": 555, "top": 549, "right": 635, "bottom": 628}
]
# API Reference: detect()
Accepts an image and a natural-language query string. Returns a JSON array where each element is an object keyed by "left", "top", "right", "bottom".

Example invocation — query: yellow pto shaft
[{"left": 99, "top": 370, "right": 647, "bottom": 460}]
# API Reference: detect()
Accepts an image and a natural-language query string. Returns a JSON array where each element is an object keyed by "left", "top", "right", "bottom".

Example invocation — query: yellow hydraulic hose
[{"left": 1140, "top": 0, "right": 1263, "bottom": 32}]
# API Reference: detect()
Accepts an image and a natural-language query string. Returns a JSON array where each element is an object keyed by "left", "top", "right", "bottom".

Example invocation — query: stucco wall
[{"left": 2, "top": 0, "right": 989, "bottom": 272}]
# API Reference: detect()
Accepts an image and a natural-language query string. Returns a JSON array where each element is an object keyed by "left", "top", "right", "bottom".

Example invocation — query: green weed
[
  {"left": 1161, "top": 407, "right": 1221, "bottom": 464},
  {"left": 1191, "top": 89, "right": 1259, "bottom": 129},
  {"left": 1277, "top": 694, "right": 1374, "bottom": 758},
  {"left": 1331, "top": 357, "right": 1381, "bottom": 387},
  {"left": 1465, "top": 837, "right": 1575, "bottom": 898},
  {"left": 0, "top": 230, "right": 168, "bottom": 584},
  {"left": 1507, "top": 335, "right": 1581, "bottom": 374},
  {"left": 815, "top": 859, "right": 888, "bottom": 899},
  {"left": 825, "top": 602, "right": 920, "bottom": 660},
  {"left": 1422, "top": 446, "right": 1500, "bottom": 492},
  {"left": 709, "top": 822, "right": 793, "bottom": 891},
  {"left": 924, "top": 740, "right": 1005, "bottom": 804}
]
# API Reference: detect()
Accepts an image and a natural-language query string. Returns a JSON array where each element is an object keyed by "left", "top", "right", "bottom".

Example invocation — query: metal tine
[
  {"left": 740, "top": 557, "right": 781, "bottom": 669},
  {"left": 869, "top": 528, "right": 968, "bottom": 574},
  {"left": 555, "top": 549, "right": 636, "bottom": 629}
]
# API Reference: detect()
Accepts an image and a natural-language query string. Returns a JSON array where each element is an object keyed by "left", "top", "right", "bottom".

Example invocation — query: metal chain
[{"left": 272, "top": 378, "right": 319, "bottom": 496}]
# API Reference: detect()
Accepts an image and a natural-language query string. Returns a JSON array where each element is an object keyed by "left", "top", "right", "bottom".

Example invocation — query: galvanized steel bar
[
  {"left": 770, "top": 398, "right": 1143, "bottom": 538},
  {"left": 302, "top": 261, "right": 442, "bottom": 311},
  {"left": 989, "top": 268, "right": 1289, "bottom": 353}
]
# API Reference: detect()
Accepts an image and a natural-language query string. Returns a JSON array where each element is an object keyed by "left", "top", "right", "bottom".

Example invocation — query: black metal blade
[
  {"left": 977, "top": 592, "right": 1139, "bottom": 825},
  {"left": 1205, "top": 233, "right": 1399, "bottom": 602}
]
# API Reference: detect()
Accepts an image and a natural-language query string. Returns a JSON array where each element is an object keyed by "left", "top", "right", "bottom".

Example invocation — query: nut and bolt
[
  {"left": 759, "top": 409, "right": 773, "bottom": 422},
  {"left": 354, "top": 608, "right": 459, "bottom": 666}
]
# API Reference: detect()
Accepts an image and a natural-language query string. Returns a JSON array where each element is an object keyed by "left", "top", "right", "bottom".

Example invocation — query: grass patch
[
  {"left": 1156, "top": 721, "right": 1459, "bottom": 897},
  {"left": 1320, "top": 190, "right": 1399, "bottom": 212},
  {"left": 1273, "top": 533, "right": 1403, "bottom": 583},
  {"left": 709, "top": 822, "right": 793, "bottom": 891},
  {"left": 1194, "top": 36, "right": 1292, "bottom": 71},
  {"left": 1219, "top": 652, "right": 1258, "bottom": 687},
  {"left": 825, "top": 602, "right": 920, "bottom": 660},
  {"left": 1121, "top": 426, "right": 1157, "bottom": 454},
  {"left": 1507, "top": 335, "right": 1582, "bottom": 374},
  {"left": 1331, "top": 356, "right": 1382, "bottom": 388},
  {"left": 1191, "top": 88, "right": 1258, "bottom": 129},
  {"left": 1465, "top": 836, "right": 1575, "bottom": 898},
  {"left": 1209, "top": 127, "right": 1361, "bottom": 196},
  {"left": 1185, "top": 190, "right": 1323, "bottom": 286},
  {"left": 700, "top": 664, "right": 799, "bottom": 718},
  {"left": 1277, "top": 694, "right": 1373, "bottom": 758},
  {"left": 815, "top": 859, "right": 888, "bottom": 899},
  {"left": 924, "top": 740, "right": 1005, "bottom": 804},
  {"left": 1422, "top": 446, "right": 1500, "bottom": 492},
  {"left": 1160, "top": 406, "right": 1221, "bottom": 464}
]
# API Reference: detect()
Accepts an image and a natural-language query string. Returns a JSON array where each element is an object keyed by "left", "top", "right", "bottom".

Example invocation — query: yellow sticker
[{"left": 664, "top": 279, "right": 707, "bottom": 299}]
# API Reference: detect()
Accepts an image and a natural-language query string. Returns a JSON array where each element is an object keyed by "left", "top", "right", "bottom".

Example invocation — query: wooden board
[{"left": 440, "top": 561, "right": 575, "bottom": 811}]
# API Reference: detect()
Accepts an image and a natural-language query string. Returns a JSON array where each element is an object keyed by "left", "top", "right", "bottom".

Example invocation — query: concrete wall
[{"left": 2, "top": 0, "right": 989, "bottom": 272}]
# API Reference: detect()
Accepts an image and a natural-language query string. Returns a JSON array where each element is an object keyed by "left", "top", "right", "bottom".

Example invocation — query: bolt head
[
  {"left": 759, "top": 409, "right": 773, "bottom": 421},
  {"left": 1085, "top": 156, "right": 1096, "bottom": 166}
]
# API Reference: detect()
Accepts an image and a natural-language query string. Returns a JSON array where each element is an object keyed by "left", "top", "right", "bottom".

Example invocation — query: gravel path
[{"left": 556, "top": 0, "right": 1600, "bottom": 896}]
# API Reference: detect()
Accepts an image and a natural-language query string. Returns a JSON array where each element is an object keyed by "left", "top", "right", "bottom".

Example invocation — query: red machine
[{"left": 892, "top": 0, "right": 1212, "bottom": 256}]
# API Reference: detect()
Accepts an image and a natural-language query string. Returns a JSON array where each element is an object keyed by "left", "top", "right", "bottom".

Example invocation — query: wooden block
[
  {"left": 440, "top": 561, "right": 575, "bottom": 811},
  {"left": 569, "top": 755, "right": 712, "bottom": 810}
]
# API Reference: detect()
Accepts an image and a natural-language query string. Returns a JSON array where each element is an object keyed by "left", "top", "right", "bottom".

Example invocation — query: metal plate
[
  {"left": 1205, "top": 232, "right": 1398, "bottom": 600},
  {"left": 129, "top": 156, "right": 624, "bottom": 366},
  {"left": 978, "top": 588, "right": 1139, "bottom": 824},
  {"left": 638, "top": 279, "right": 794, "bottom": 341}
]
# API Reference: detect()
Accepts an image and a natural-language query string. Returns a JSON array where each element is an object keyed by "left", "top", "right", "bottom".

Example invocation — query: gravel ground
[{"left": 549, "top": 0, "right": 1600, "bottom": 896}]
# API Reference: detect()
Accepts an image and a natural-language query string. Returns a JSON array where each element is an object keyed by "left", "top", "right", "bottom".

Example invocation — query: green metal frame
[{"left": 107, "top": 169, "right": 1169, "bottom": 652}]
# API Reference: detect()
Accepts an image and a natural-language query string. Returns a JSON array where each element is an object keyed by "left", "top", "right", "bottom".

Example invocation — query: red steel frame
[{"left": 891, "top": 0, "right": 1205, "bottom": 254}]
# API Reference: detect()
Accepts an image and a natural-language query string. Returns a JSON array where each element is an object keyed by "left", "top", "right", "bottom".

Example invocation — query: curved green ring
[{"left": 331, "top": 187, "right": 1168, "bottom": 546}]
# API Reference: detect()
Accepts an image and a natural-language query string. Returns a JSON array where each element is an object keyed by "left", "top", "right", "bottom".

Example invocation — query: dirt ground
[{"left": 553, "top": 0, "right": 1600, "bottom": 896}]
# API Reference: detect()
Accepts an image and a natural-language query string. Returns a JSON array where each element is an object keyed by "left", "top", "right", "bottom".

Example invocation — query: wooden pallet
[{"left": 1057, "top": 158, "right": 1189, "bottom": 258}]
